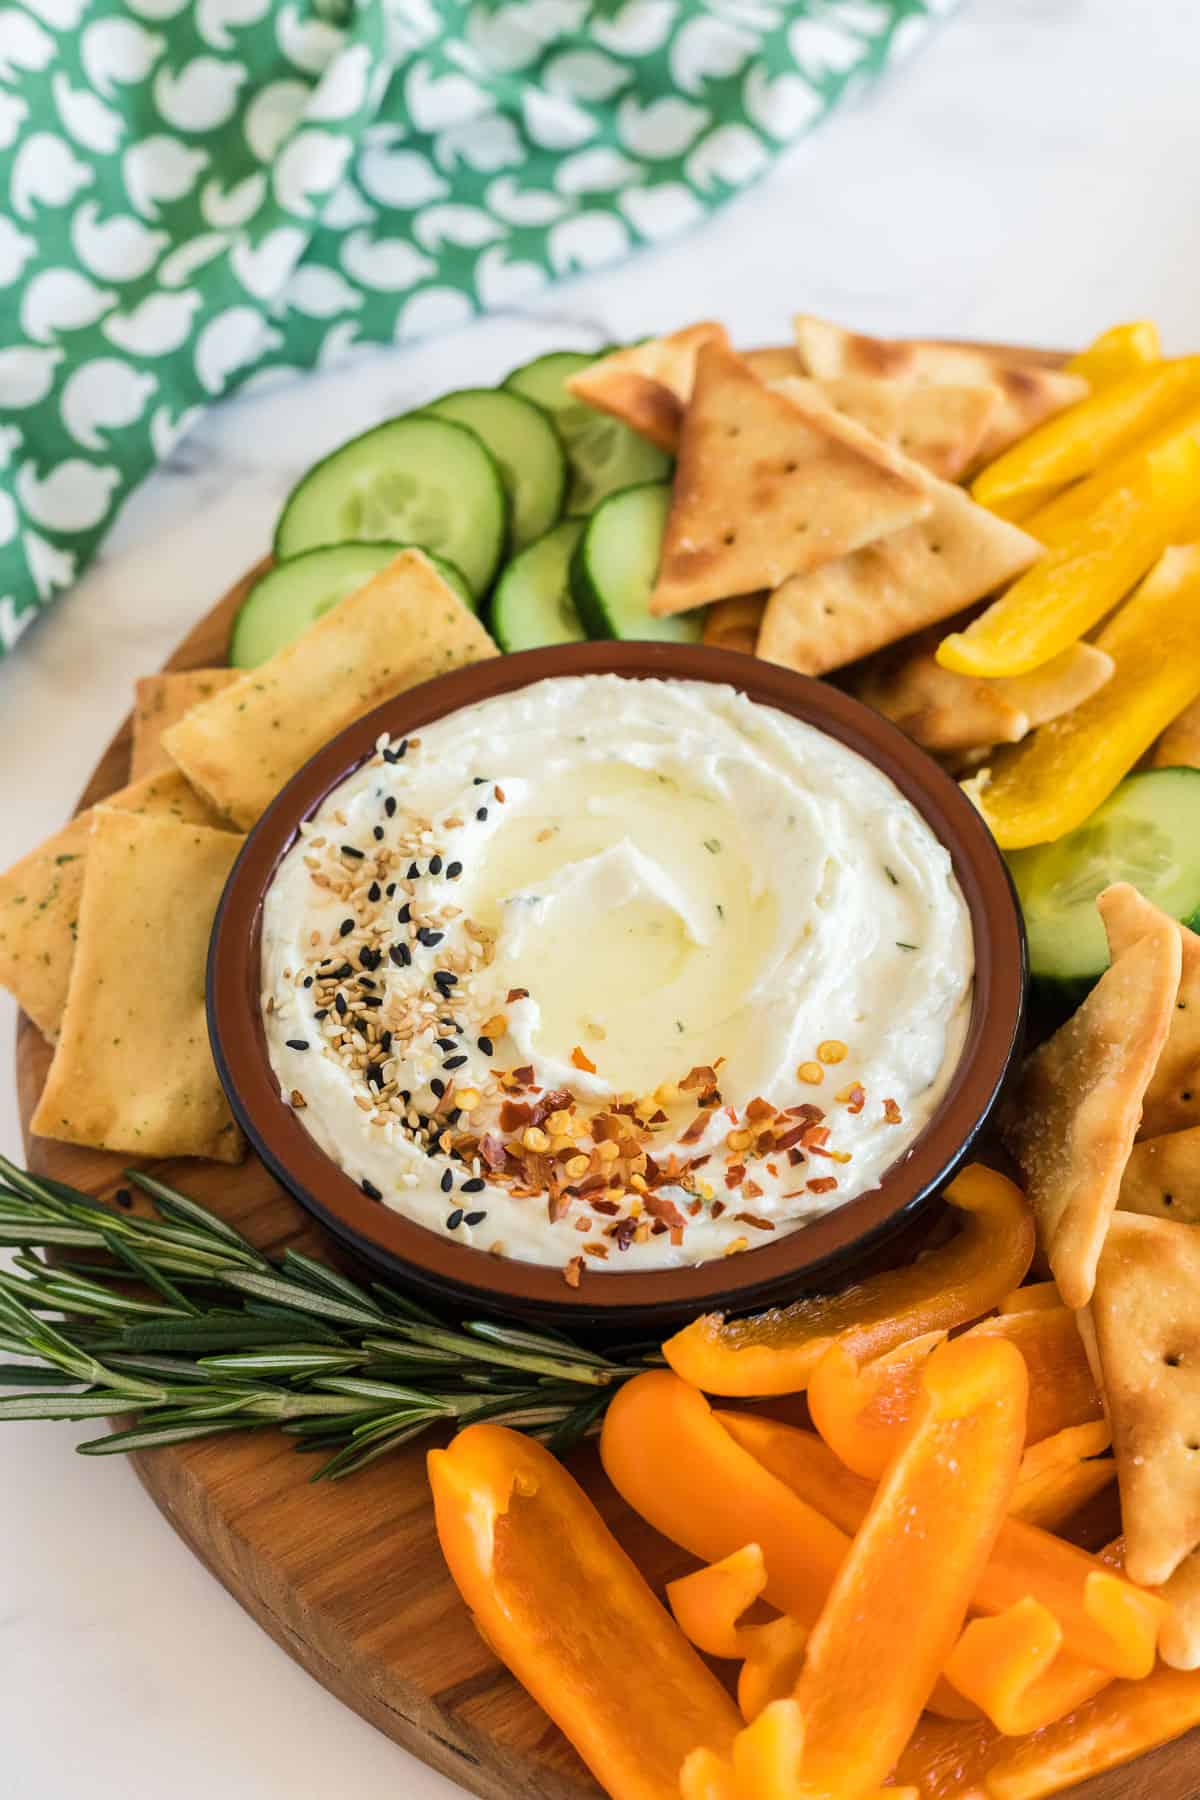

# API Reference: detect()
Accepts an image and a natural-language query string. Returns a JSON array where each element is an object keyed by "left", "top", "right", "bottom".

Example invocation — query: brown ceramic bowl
[{"left": 208, "top": 643, "right": 1025, "bottom": 1329}]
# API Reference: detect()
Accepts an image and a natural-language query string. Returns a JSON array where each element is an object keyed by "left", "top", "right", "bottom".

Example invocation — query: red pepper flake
[
  {"left": 724, "top": 1163, "right": 746, "bottom": 1189},
  {"left": 807, "top": 1143, "right": 834, "bottom": 1159},
  {"left": 735, "top": 1212, "right": 776, "bottom": 1231},
  {"left": 669, "top": 1226, "right": 684, "bottom": 1247},
  {"left": 772, "top": 1124, "right": 808, "bottom": 1152},
  {"left": 584, "top": 1241, "right": 609, "bottom": 1259},
  {"left": 883, "top": 1097, "right": 903, "bottom": 1125},
  {"left": 649, "top": 1108, "right": 669, "bottom": 1124},
  {"left": 645, "top": 1192, "right": 688, "bottom": 1231},
  {"left": 506, "top": 987, "right": 529, "bottom": 1003},
  {"left": 744, "top": 1096, "right": 775, "bottom": 1122},
  {"left": 711, "top": 1199, "right": 726, "bottom": 1218},
  {"left": 766, "top": 1162, "right": 778, "bottom": 1178},
  {"left": 680, "top": 1064, "right": 718, "bottom": 1091},
  {"left": 846, "top": 1084, "right": 866, "bottom": 1115},
  {"left": 802, "top": 1125, "right": 830, "bottom": 1150},
  {"left": 785, "top": 1102, "right": 826, "bottom": 1125},
  {"left": 614, "top": 1218, "right": 636, "bottom": 1252},
  {"left": 563, "top": 1255, "right": 583, "bottom": 1288},
  {"left": 591, "top": 1198, "right": 620, "bottom": 1217},
  {"left": 571, "top": 1044, "right": 597, "bottom": 1074},
  {"left": 651, "top": 1220, "right": 668, "bottom": 1235},
  {"left": 511, "top": 1064, "right": 535, "bottom": 1085},
  {"left": 788, "top": 1147, "right": 806, "bottom": 1167},
  {"left": 742, "top": 1179, "right": 764, "bottom": 1200},
  {"left": 500, "top": 1099, "right": 533, "bottom": 1131},
  {"left": 547, "top": 1189, "right": 571, "bottom": 1223},
  {"left": 494, "top": 785, "right": 507, "bottom": 804},
  {"left": 807, "top": 1176, "right": 838, "bottom": 1195},
  {"left": 479, "top": 1132, "right": 507, "bottom": 1169},
  {"left": 680, "top": 1107, "right": 714, "bottom": 1144},
  {"left": 530, "top": 1088, "right": 575, "bottom": 1126}
]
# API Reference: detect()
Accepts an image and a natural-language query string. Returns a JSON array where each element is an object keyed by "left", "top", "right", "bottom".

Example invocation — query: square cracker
[
  {"left": 1120, "top": 1128, "right": 1200, "bottom": 1224},
  {"left": 131, "top": 669, "right": 242, "bottom": 781},
  {"left": 1000, "top": 882, "right": 1181, "bottom": 1310},
  {"left": 0, "top": 768, "right": 226, "bottom": 1044},
  {"left": 1091, "top": 1209, "right": 1200, "bottom": 1587},
  {"left": 1102, "top": 882, "right": 1200, "bottom": 1138},
  {"left": 1155, "top": 1545, "right": 1200, "bottom": 1669},
  {"left": 647, "top": 343, "right": 931, "bottom": 618},
  {"left": 565, "top": 322, "right": 729, "bottom": 453},
  {"left": 163, "top": 550, "right": 498, "bottom": 830},
  {"left": 791, "top": 314, "right": 1089, "bottom": 467},
  {"left": 756, "top": 444, "right": 1041, "bottom": 678},
  {"left": 31, "top": 810, "right": 244, "bottom": 1163},
  {"left": 775, "top": 375, "right": 1002, "bottom": 484}
]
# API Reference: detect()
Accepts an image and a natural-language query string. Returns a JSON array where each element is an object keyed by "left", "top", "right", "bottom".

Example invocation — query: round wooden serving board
[{"left": 17, "top": 502, "right": 1200, "bottom": 1798}]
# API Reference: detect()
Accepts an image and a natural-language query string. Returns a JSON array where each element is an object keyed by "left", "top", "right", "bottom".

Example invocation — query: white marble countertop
[{"left": 4, "top": 1, "right": 1200, "bottom": 1792}]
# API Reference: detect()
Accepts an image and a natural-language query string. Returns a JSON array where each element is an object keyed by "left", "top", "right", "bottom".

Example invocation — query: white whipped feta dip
[{"left": 261, "top": 674, "right": 974, "bottom": 1276}]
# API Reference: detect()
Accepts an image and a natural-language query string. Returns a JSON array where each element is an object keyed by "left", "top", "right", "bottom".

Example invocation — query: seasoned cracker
[{"left": 131, "top": 669, "right": 242, "bottom": 781}]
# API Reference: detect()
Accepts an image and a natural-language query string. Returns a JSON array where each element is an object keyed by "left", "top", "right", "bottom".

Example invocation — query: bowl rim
[{"left": 208, "top": 641, "right": 1026, "bottom": 1321}]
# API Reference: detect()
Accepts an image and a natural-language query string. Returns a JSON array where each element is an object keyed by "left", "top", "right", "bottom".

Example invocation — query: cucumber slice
[
  {"left": 1008, "top": 767, "right": 1200, "bottom": 996},
  {"left": 273, "top": 416, "right": 508, "bottom": 598},
  {"left": 504, "top": 349, "right": 671, "bottom": 515},
  {"left": 570, "top": 481, "right": 702, "bottom": 644},
  {"left": 230, "top": 543, "right": 474, "bottom": 668},
  {"left": 423, "top": 387, "right": 567, "bottom": 552},
  {"left": 491, "top": 519, "right": 587, "bottom": 653}
]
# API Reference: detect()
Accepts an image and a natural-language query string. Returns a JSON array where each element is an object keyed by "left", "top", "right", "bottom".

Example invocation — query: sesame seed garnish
[
  {"left": 382, "top": 748, "right": 399, "bottom": 764},
  {"left": 335, "top": 993, "right": 347, "bottom": 1017},
  {"left": 464, "top": 1210, "right": 486, "bottom": 1227},
  {"left": 359, "top": 946, "right": 381, "bottom": 971},
  {"left": 446, "top": 1208, "right": 464, "bottom": 1230},
  {"left": 285, "top": 1038, "right": 309, "bottom": 1051},
  {"left": 407, "top": 862, "right": 420, "bottom": 879},
  {"left": 339, "top": 917, "right": 354, "bottom": 936},
  {"left": 386, "top": 882, "right": 396, "bottom": 897},
  {"left": 366, "top": 1063, "right": 384, "bottom": 1087},
  {"left": 473, "top": 776, "right": 486, "bottom": 785},
  {"left": 476, "top": 807, "right": 488, "bottom": 822},
  {"left": 368, "top": 882, "right": 381, "bottom": 902},
  {"left": 361, "top": 1178, "right": 382, "bottom": 1201},
  {"left": 341, "top": 844, "right": 363, "bottom": 859},
  {"left": 334, "top": 962, "right": 352, "bottom": 978},
  {"left": 361, "top": 995, "right": 383, "bottom": 1009},
  {"left": 430, "top": 1078, "right": 445, "bottom": 1098},
  {"left": 380, "top": 1030, "right": 392, "bottom": 1053},
  {"left": 435, "top": 970, "right": 457, "bottom": 989},
  {"left": 436, "top": 1036, "right": 456, "bottom": 1051},
  {"left": 385, "top": 797, "right": 397, "bottom": 817},
  {"left": 462, "top": 1176, "right": 485, "bottom": 1193},
  {"left": 390, "top": 942, "right": 411, "bottom": 968},
  {"left": 314, "top": 1008, "right": 328, "bottom": 1021},
  {"left": 303, "top": 976, "right": 313, "bottom": 988},
  {"left": 398, "top": 902, "right": 411, "bottom": 923},
  {"left": 417, "top": 927, "right": 444, "bottom": 948},
  {"left": 374, "top": 826, "right": 384, "bottom": 841},
  {"left": 429, "top": 854, "right": 443, "bottom": 875},
  {"left": 446, "top": 861, "right": 463, "bottom": 880},
  {"left": 441, "top": 1168, "right": 453, "bottom": 1193},
  {"left": 444, "top": 1054, "right": 467, "bottom": 1070},
  {"left": 477, "top": 1035, "right": 493, "bottom": 1056}
]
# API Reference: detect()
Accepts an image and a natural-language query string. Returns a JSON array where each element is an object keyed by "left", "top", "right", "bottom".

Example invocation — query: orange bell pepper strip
[
  {"left": 667, "top": 1544, "right": 770, "bottom": 1660},
  {"left": 998, "top": 1281, "right": 1064, "bottom": 1313},
  {"left": 964, "top": 540, "right": 1200, "bottom": 847},
  {"left": 964, "top": 1308, "right": 1105, "bottom": 1446},
  {"left": 663, "top": 1164, "right": 1034, "bottom": 1398},
  {"left": 718, "top": 1413, "right": 1165, "bottom": 1680},
  {"left": 736, "top": 1615, "right": 813, "bottom": 1725},
  {"left": 788, "top": 1336, "right": 1026, "bottom": 1796},
  {"left": 942, "top": 1598, "right": 1112, "bottom": 1736},
  {"left": 1009, "top": 1422, "right": 1115, "bottom": 1530},
  {"left": 940, "top": 433, "right": 1200, "bottom": 679},
  {"left": 981, "top": 1664, "right": 1200, "bottom": 1799},
  {"left": 427, "top": 1423, "right": 742, "bottom": 1800},
  {"left": 1065, "top": 320, "right": 1161, "bottom": 390},
  {"left": 600, "top": 1371, "right": 851, "bottom": 1625},
  {"left": 680, "top": 1699, "right": 918, "bottom": 1800},
  {"left": 971, "top": 357, "right": 1200, "bottom": 514}
]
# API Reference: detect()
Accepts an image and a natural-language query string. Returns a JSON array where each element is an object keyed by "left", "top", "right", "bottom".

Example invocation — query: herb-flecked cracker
[
  {"left": 162, "top": 550, "right": 498, "bottom": 830},
  {"left": 0, "top": 768, "right": 225, "bottom": 1043},
  {"left": 31, "top": 810, "right": 245, "bottom": 1163},
  {"left": 131, "top": 669, "right": 242, "bottom": 781}
]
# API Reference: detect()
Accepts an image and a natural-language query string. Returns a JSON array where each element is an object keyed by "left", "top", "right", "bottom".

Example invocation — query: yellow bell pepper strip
[
  {"left": 427, "top": 1424, "right": 743, "bottom": 1800},
  {"left": 667, "top": 1545, "right": 769, "bottom": 1660},
  {"left": 1065, "top": 320, "right": 1161, "bottom": 390},
  {"left": 718, "top": 1412, "right": 1166, "bottom": 1681},
  {"left": 787, "top": 1337, "right": 1027, "bottom": 1796},
  {"left": 963, "top": 541, "right": 1200, "bottom": 847},
  {"left": 600, "top": 1372, "right": 851, "bottom": 1625},
  {"left": 1023, "top": 399, "right": 1200, "bottom": 546},
  {"left": 980, "top": 1664, "right": 1200, "bottom": 1799},
  {"left": 663, "top": 1164, "right": 1034, "bottom": 1398},
  {"left": 1009, "top": 1423, "right": 1115, "bottom": 1530},
  {"left": 971, "top": 358, "right": 1200, "bottom": 514},
  {"left": 939, "top": 434, "right": 1200, "bottom": 679},
  {"left": 942, "top": 1598, "right": 1112, "bottom": 1736}
]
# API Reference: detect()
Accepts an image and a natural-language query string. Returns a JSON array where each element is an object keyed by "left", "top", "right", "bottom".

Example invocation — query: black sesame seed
[
  {"left": 382, "top": 747, "right": 400, "bottom": 764},
  {"left": 417, "top": 927, "right": 444, "bottom": 948},
  {"left": 397, "top": 739, "right": 408, "bottom": 758},
  {"left": 359, "top": 946, "right": 381, "bottom": 971},
  {"left": 380, "top": 1030, "right": 392, "bottom": 1053},
  {"left": 464, "top": 1211, "right": 486, "bottom": 1227},
  {"left": 385, "top": 796, "right": 397, "bottom": 818},
  {"left": 429, "top": 854, "right": 443, "bottom": 875},
  {"left": 314, "top": 1008, "right": 328, "bottom": 1021},
  {"left": 368, "top": 882, "right": 381, "bottom": 902},
  {"left": 303, "top": 975, "right": 313, "bottom": 988},
  {"left": 477, "top": 1035, "right": 493, "bottom": 1056},
  {"left": 440, "top": 1168, "right": 454, "bottom": 1193},
  {"left": 446, "top": 861, "right": 463, "bottom": 880},
  {"left": 341, "top": 844, "right": 364, "bottom": 859},
  {"left": 361, "top": 995, "right": 384, "bottom": 1008},
  {"left": 373, "top": 826, "right": 384, "bottom": 841},
  {"left": 430, "top": 1077, "right": 445, "bottom": 1098},
  {"left": 434, "top": 971, "right": 457, "bottom": 991},
  {"left": 397, "top": 902, "right": 412, "bottom": 923},
  {"left": 389, "top": 942, "right": 412, "bottom": 968},
  {"left": 285, "top": 1038, "right": 309, "bottom": 1051},
  {"left": 366, "top": 1063, "right": 384, "bottom": 1088},
  {"left": 435, "top": 1036, "right": 457, "bottom": 1051},
  {"left": 476, "top": 807, "right": 488, "bottom": 822},
  {"left": 407, "top": 862, "right": 420, "bottom": 879},
  {"left": 334, "top": 962, "right": 353, "bottom": 979},
  {"left": 444, "top": 1054, "right": 467, "bottom": 1070},
  {"left": 400, "top": 1089, "right": 411, "bottom": 1103},
  {"left": 386, "top": 882, "right": 396, "bottom": 897},
  {"left": 473, "top": 776, "right": 486, "bottom": 785},
  {"left": 461, "top": 1177, "right": 485, "bottom": 1193},
  {"left": 446, "top": 1208, "right": 464, "bottom": 1230},
  {"left": 358, "top": 975, "right": 376, "bottom": 990},
  {"left": 335, "top": 993, "right": 348, "bottom": 1017},
  {"left": 361, "top": 1179, "right": 382, "bottom": 1201},
  {"left": 339, "top": 917, "right": 354, "bottom": 937},
  {"left": 446, "top": 1107, "right": 461, "bottom": 1125}
]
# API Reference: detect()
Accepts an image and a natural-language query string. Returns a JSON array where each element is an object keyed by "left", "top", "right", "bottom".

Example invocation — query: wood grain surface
[{"left": 16, "top": 424, "right": 1200, "bottom": 1798}]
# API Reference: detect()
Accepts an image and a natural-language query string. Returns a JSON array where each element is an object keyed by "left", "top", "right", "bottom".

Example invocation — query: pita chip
[
  {"left": 702, "top": 595, "right": 766, "bottom": 657},
  {"left": 1101, "top": 883, "right": 1200, "bottom": 1138},
  {"left": 742, "top": 346, "right": 804, "bottom": 382},
  {"left": 131, "top": 669, "right": 242, "bottom": 781},
  {"left": 1153, "top": 695, "right": 1200, "bottom": 769},
  {"left": 0, "top": 768, "right": 226, "bottom": 1044},
  {"left": 163, "top": 550, "right": 498, "bottom": 830},
  {"left": 1000, "top": 883, "right": 1181, "bottom": 1309},
  {"left": 1121, "top": 1128, "right": 1200, "bottom": 1225},
  {"left": 31, "top": 810, "right": 245, "bottom": 1163},
  {"left": 757, "top": 459, "right": 1041, "bottom": 678},
  {"left": 648, "top": 343, "right": 931, "bottom": 618},
  {"left": 1156, "top": 1546, "right": 1200, "bottom": 1669},
  {"left": 565, "top": 322, "right": 729, "bottom": 453},
  {"left": 792, "top": 314, "right": 1089, "bottom": 466},
  {"left": 775, "top": 375, "right": 1001, "bottom": 483},
  {"left": 1091, "top": 1210, "right": 1200, "bottom": 1586}
]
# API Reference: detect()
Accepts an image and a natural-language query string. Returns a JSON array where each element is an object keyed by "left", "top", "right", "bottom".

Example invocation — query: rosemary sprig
[{"left": 0, "top": 1155, "right": 654, "bottom": 1479}]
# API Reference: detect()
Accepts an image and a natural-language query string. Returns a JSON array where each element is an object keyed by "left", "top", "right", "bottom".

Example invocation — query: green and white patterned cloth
[{"left": 0, "top": 0, "right": 954, "bottom": 655}]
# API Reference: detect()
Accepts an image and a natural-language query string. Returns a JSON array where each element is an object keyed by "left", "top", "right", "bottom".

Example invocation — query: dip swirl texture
[{"left": 262, "top": 675, "right": 973, "bottom": 1276}]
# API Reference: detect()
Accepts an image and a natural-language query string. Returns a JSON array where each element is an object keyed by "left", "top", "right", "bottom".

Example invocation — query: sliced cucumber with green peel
[
  {"left": 230, "top": 542, "right": 474, "bottom": 668},
  {"left": 422, "top": 386, "right": 567, "bottom": 552},
  {"left": 491, "top": 519, "right": 587, "bottom": 653},
  {"left": 273, "top": 415, "right": 508, "bottom": 598},
  {"left": 1008, "top": 767, "right": 1200, "bottom": 998},
  {"left": 503, "top": 349, "right": 671, "bottom": 515},
  {"left": 570, "top": 481, "right": 702, "bottom": 644}
]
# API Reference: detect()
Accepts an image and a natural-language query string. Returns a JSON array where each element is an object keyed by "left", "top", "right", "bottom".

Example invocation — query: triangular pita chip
[
  {"left": 1154, "top": 696, "right": 1200, "bottom": 769},
  {"left": 1091, "top": 1210, "right": 1200, "bottom": 1586},
  {"left": 756, "top": 446, "right": 1041, "bottom": 678},
  {"left": 648, "top": 344, "right": 931, "bottom": 617},
  {"left": 775, "top": 375, "right": 1001, "bottom": 483},
  {"left": 743, "top": 346, "right": 804, "bottom": 382},
  {"left": 1155, "top": 1544, "right": 1200, "bottom": 1669},
  {"left": 565, "top": 322, "right": 728, "bottom": 453},
  {"left": 1000, "top": 883, "right": 1181, "bottom": 1309},
  {"left": 792, "top": 315, "right": 1089, "bottom": 467},
  {"left": 702, "top": 594, "right": 766, "bottom": 656},
  {"left": 1101, "top": 884, "right": 1200, "bottom": 1138},
  {"left": 1121, "top": 1128, "right": 1200, "bottom": 1224}
]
